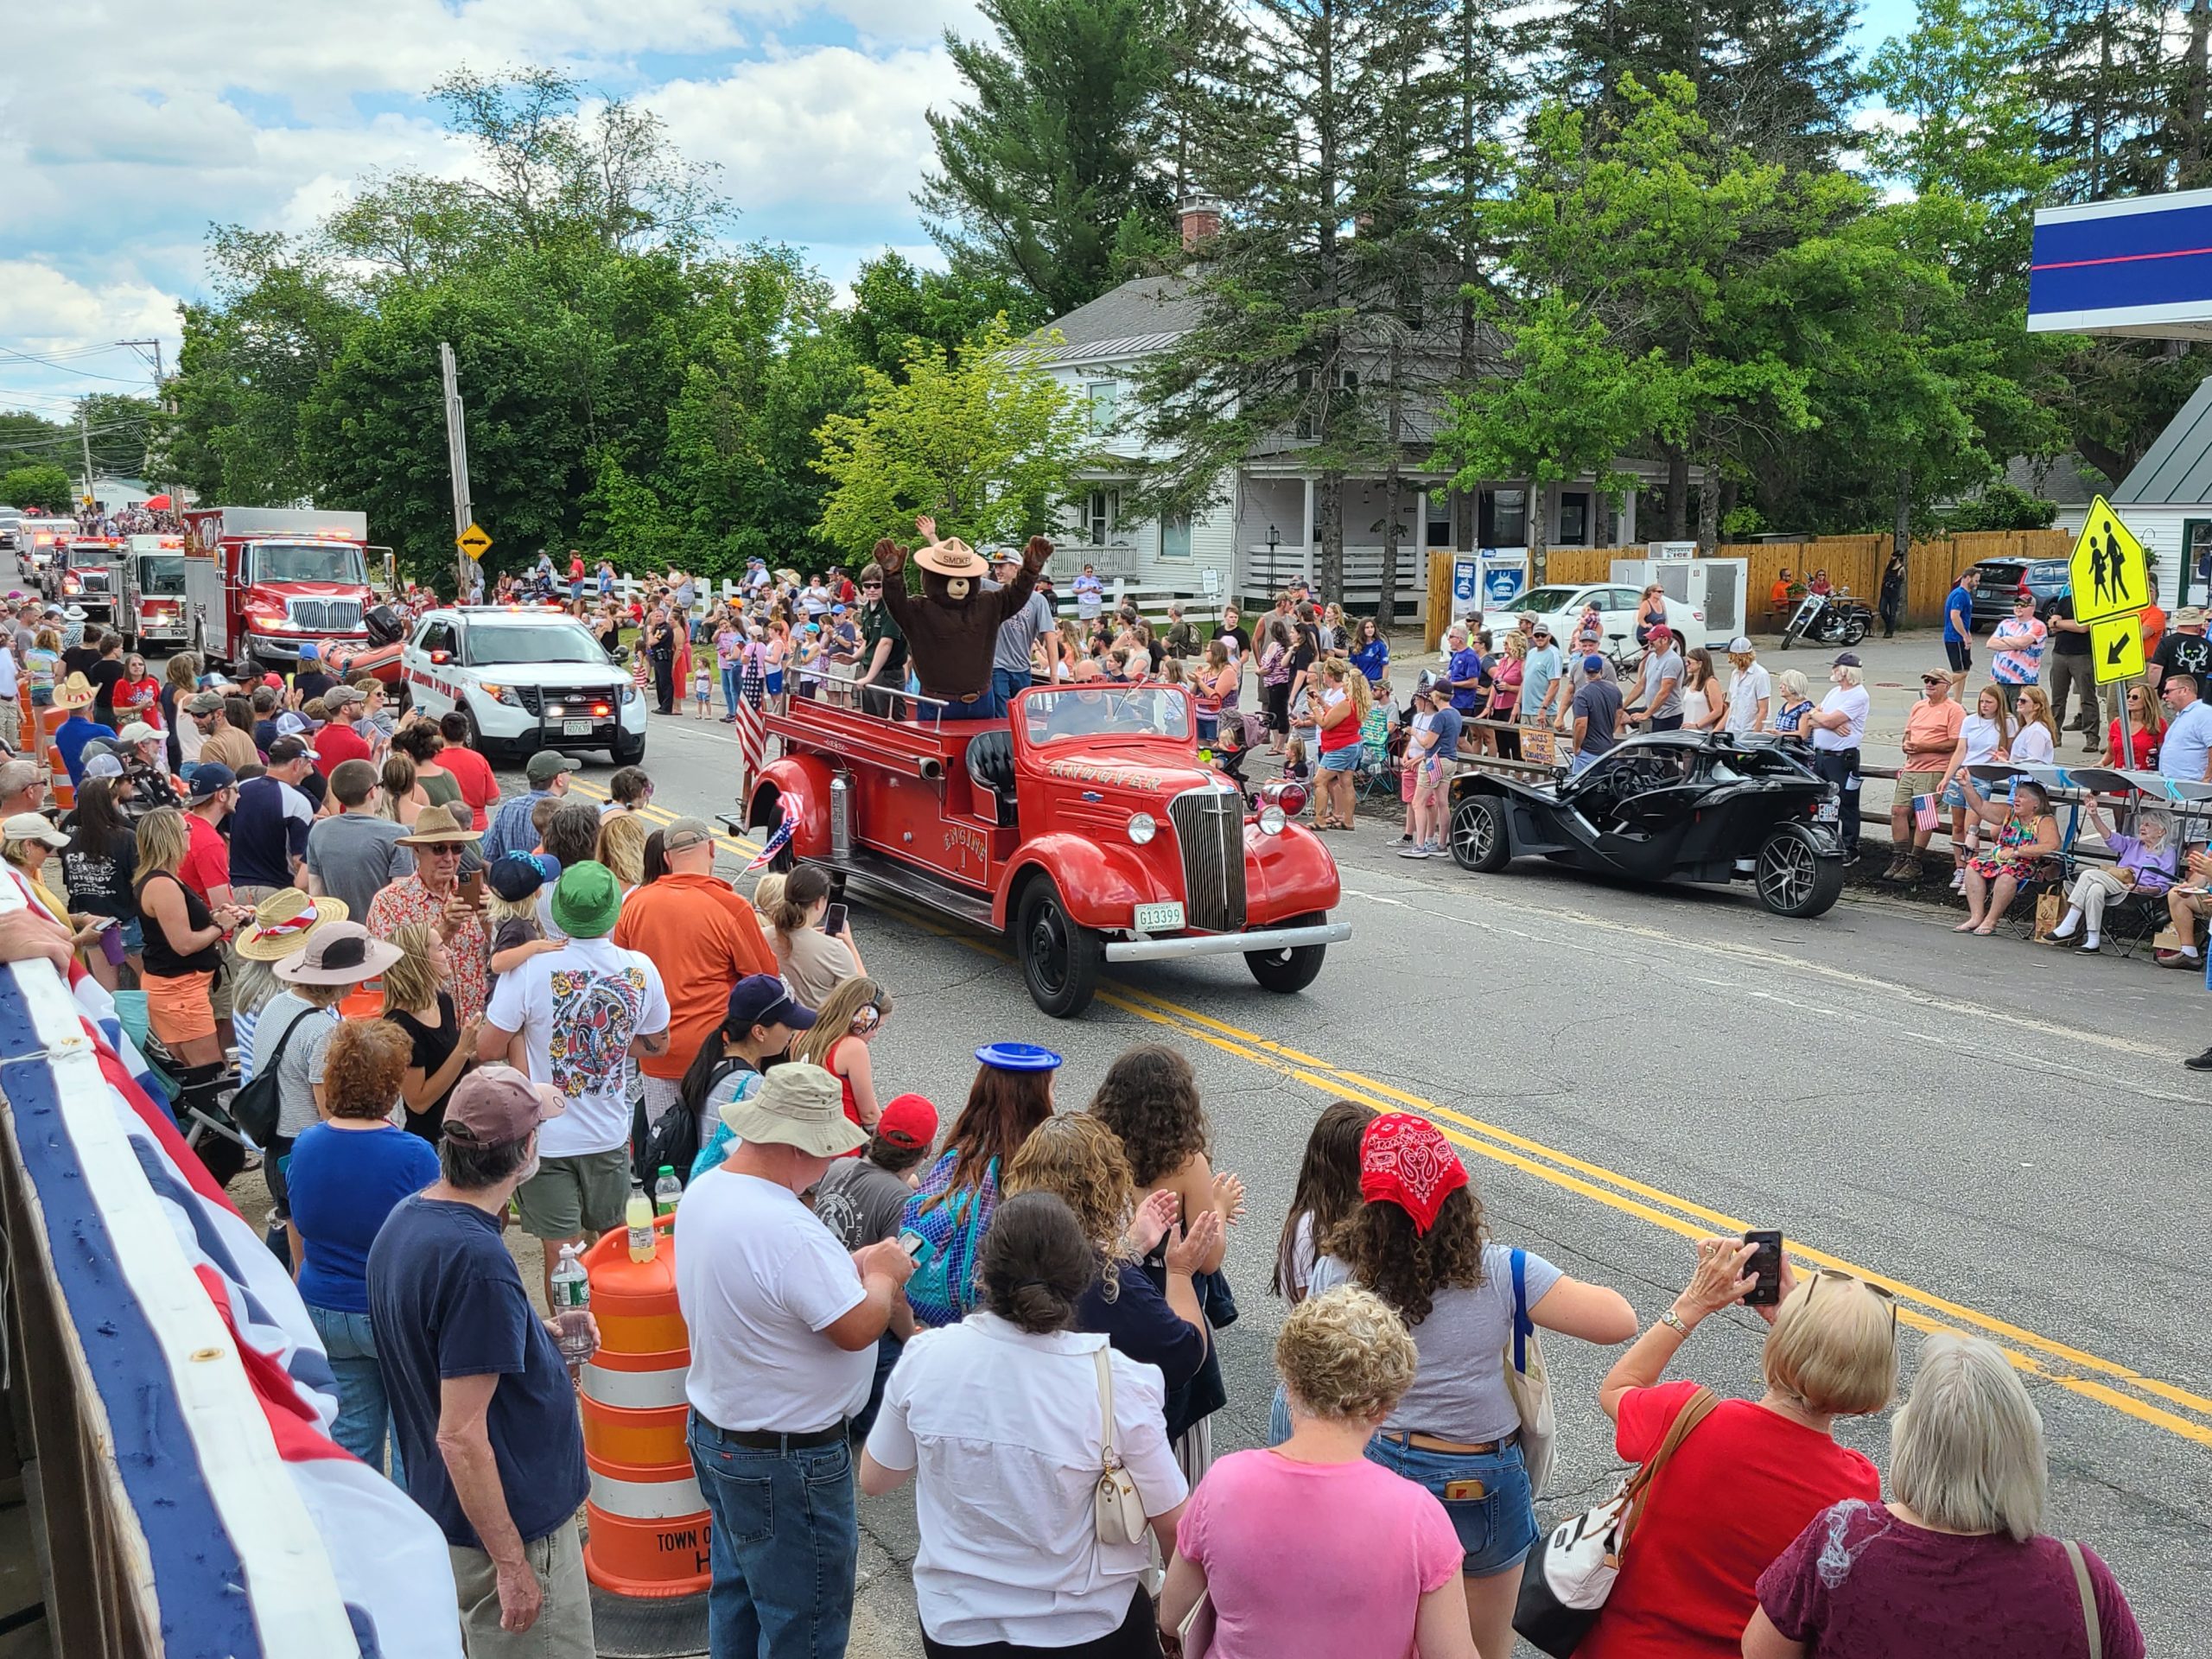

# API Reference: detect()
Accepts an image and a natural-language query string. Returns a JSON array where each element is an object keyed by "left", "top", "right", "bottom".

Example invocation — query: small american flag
[
  {"left": 736, "top": 692, "right": 766, "bottom": 790},
  {"left": 743, "top": 797, "right": 799, "bottom": 874}
]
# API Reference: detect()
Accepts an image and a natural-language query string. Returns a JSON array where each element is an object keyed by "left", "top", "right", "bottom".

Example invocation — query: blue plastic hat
[{"left": 975, "top": 1042, "right": 1064, "bottom": 1072}]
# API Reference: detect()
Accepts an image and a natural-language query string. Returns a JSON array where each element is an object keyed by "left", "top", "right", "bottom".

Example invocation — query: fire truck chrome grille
[
  {"left": 1167, "top": 785, "right": 1246, "bottom": 932},
  {"left": 287, "top": 598, "right": 363, "bottom": 632}
]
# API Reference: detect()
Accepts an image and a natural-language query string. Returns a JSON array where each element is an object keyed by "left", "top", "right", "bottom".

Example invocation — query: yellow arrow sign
[
  {"left": 2091, "top": 615, "right": 2145, "bottom": 684},
  {"left": 2069, "top": 495, "right": 2150, "bottom": 626},
  {"left": 456, "top": 522, "right": 493, "bottom": 558}
]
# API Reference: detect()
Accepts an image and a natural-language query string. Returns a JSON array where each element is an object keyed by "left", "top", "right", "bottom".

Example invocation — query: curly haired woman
[
  {"left": 1005, "top": 1114, "right": 1211, "bottom": 1410},
  {"left": 1311, "top": 1112, "right": 1636, "bottom": 1659},
  {"left": 1088, "top": 1045, "right": 1247, "bottom": 1479}
]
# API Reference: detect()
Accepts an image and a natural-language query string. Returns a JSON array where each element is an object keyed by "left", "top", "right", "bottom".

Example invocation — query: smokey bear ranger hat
[{"left": 913, "top": 536, "right": 988, "bottom": 579}]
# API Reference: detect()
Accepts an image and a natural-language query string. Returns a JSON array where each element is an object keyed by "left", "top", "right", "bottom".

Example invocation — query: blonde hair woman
[
  {"left": 791, "top": 976, "right": 892, "bottom": 1135},
  {"left": 1578, "top": 1243, "right": 1897, "bottom": 1658},
  {"left": 594, "top": 810, "right": 649, "bottom": 891},
  {"left": 133, "top": 806, "right": 250, "bottom": 1069},
  {"left": 1160, "top": 1287, "right": 1479, "bottom": 1659},
  {"left": 380, "top": 920, "right": 478, "bottom": 1141},
  {"left": 1745, "top": 1333, "right": 2143, "bottom": 1659},
  {"left": 1311, "top": 658, "right": 1372, "bottom": 831},
  {"left": 1938, "top": 684, "right": 2013, "bottom": 884}
]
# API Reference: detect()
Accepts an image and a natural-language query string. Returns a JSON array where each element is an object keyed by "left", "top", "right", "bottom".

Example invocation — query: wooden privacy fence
[{"left": 1536, "top": 531, "right": 2072, "bottom": 628}]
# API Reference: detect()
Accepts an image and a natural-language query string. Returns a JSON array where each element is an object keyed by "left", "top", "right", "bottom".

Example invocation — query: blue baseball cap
[
  {"left": 975, "top": 1041, "right": 1064, "bottom": 1072},
  {"left": 727, "top": 974, "right": 816, "bottom": 1035},
  {"left": 1583, "top": 653, "right": 1606, "bottom": 673},
  {"left": 185, "top": 762, "right": 236, "bottom": 801},
  {"left": 486, "top": 850, "right": 560, "bottom": 902},
  {"left": 298, "top": 642, "right": 318, "bottom": 660}
]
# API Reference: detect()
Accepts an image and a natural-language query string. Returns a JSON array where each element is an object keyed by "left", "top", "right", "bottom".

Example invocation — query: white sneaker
[
  {"left": 1949, "top": 869, "right": 1966, "bottom": 891},
  {"left": 1396, "top": 845, "right": 1428, "bottom": 859}
]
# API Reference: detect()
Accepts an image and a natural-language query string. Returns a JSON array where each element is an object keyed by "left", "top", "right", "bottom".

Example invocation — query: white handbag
[
  {"left": 1501, "top": 1246, "right": 1558, "bottom": 1496},
  {"left": 1091, "top": 1346, "right": 1147, "bottom": 1548}
]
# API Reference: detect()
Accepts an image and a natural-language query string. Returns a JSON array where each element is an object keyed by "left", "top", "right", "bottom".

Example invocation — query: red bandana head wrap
[{"left": 1359, "top": 1113, "right": 1468, "bottom": 1234}]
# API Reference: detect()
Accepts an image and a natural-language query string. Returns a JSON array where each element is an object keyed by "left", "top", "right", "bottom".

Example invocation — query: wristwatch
[{"left": 1656, "top": 1309, "right": 1692, "bottom": 1337}]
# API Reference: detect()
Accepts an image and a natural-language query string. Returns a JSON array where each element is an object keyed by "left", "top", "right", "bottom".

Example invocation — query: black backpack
[{"left": 636, "top": 1058, "right": 750, "bottom": 1188}]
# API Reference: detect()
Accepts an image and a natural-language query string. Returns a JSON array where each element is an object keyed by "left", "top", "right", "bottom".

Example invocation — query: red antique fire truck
[
  {"left": 181, "top": 506, "right": 389, "bottom": 674},
  {"left": 730, "top": 683, "right": 1349, "bottom": 1016}
]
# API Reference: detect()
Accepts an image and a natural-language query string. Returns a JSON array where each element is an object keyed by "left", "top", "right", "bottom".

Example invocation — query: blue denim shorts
[
  {"left": 1319, "top": 743, "right": 1364, "bottom": 774},
  {"left": 1365, "top": 1433, "right": 1538, "bottom": 1577}
]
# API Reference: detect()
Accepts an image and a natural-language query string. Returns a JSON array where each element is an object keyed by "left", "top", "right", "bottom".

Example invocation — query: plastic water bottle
[
  {"left": 654, "top": 1165, "right": 683, "bottom": 1217},
  {"left": 550, "top": 1243, "right": 594, "bottom": 1365},
  {"left": 626, "top": 1184, "right": 655, "bottom": 1263}
]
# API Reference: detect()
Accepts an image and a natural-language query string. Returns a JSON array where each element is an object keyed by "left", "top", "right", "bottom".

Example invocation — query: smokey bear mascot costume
[{"left": 874, "top": 514, "right": 1052, "bottom": 721}]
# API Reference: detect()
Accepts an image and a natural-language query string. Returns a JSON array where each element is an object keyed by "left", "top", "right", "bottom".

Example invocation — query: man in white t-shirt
[
  {"left": 675, "top": 1062, "right": 913, "bottom": 1659},
  {"left": 1722, "top": 636, "right": 1772, "bottom": 734},
  {"left": 1804, "top": 652, "right": 1872, "bottom": 865},
  {"left": 482, "top": 859, "right": 670, "bottom": 1306}
]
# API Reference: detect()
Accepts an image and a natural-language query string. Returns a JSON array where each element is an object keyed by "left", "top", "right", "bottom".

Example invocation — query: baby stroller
[{"left": 1207, "top": 710, "right": 1268, "bottom": 804}]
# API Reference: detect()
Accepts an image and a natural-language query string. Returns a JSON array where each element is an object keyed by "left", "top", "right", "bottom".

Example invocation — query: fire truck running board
[{"left": 832, "top": 847, "right": 1001, "bottom": 933}]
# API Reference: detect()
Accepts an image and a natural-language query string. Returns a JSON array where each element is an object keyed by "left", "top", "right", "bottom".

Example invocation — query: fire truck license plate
[
  {"left": 562, "top": 719, "right": 594, "bottom": 736},
  {"left": 1134, "top": 901, "right": 1185, "bottom": 932}
]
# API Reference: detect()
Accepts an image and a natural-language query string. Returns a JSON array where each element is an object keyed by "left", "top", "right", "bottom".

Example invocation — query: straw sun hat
[{"left": 233, "top": 888, "right": 350, "bottom": 961}]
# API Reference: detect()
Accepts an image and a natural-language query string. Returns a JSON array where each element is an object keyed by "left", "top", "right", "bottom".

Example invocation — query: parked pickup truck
[{"left": 724, "top": 683, "right": 1349, "bottom": 1016}]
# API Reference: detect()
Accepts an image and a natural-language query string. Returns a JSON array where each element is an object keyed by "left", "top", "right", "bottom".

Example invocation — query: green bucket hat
[{"left": 550, "top": 859, "right": 623, "bottom": 939}]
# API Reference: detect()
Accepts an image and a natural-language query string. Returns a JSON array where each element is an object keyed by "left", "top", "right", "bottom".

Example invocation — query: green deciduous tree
[
  {"left": 814, "top": 320, "right": 1091, "bottom": 559},
  {"left": 0, "top": 464, "right": 73, "bottom": 509}
]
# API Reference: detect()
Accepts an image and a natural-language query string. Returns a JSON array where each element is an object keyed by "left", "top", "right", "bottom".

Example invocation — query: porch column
[
  {"left": 1620, "top": 486, "right": 1637, "bottom": 546},
  {"left": 1300, "top": 474, "right": 1316, "bottom": 590}
]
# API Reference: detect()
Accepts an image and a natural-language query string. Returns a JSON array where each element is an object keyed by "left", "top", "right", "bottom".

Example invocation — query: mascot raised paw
[{"left": 876, "top": 517, "right": 1052, "bottom": 721}]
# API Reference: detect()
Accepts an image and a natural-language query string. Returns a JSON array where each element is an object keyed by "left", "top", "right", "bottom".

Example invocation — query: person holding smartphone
[
  {"left": 767, "top": 861, "right": 866, "bottom": 1009},
  {"left": 1576, "top": 1236, "right": 1900, "bottom": 1659}
]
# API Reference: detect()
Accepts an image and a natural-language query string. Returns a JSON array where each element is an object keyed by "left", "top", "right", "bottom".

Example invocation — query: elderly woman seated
[
  {"left": 2041, "top": 804, "right": 2175, "bottom": 954},
  {"left": 1952, "top": 775, "right": 2060, "bottom": 937}
]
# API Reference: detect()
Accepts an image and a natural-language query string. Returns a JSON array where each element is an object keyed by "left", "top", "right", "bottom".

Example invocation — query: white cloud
[
  {"left": 0, "top": 264, "right": 177, "bottom": 347},
  {"left": 653, "top": 47, "right": 948, "bottom": 218}
]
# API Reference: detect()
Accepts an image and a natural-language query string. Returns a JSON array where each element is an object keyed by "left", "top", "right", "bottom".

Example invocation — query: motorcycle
[{"left": 1779, "top": 589, "right": 1872, "bottom": 650}]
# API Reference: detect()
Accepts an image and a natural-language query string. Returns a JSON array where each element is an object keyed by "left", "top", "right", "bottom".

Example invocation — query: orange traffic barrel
[
  {"left": 41, "top": 702, "right": 72, "bottom": 809},
  {"left": 338, "top": 979, "right": 384, "bottom": 1020},
  {"left": 580, "top": 1212, "right": 709, "bottom": 1601}
]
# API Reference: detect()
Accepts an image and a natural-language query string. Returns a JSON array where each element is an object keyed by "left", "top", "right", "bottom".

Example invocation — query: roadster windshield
[{"left": 1020, "top": 685, "right": 1192, "bottom": 744}]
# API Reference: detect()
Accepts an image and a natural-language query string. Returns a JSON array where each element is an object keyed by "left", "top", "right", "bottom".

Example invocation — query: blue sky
[{"left": 0, "top": 0, "right": 1922, "bottom": 425}]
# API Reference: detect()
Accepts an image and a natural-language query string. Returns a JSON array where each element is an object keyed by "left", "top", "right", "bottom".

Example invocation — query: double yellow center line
[{"left": 569, "top": 778, "right": 2212, "bottom": 1452}]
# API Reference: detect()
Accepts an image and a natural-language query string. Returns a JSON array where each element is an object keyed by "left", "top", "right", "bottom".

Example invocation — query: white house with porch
[{"left": 1034, "top": 257, "right": 1695, "bottom": 621}]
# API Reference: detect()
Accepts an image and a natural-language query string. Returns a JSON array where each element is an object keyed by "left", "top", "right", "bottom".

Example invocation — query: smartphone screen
[
  {"left": 1743, "top": 1229, "right": 1784, "bottom": 1306},
  {"left": 824, "top": 902, "right": 848, "bottom": 937},
  {"left": 898, "top": 1230, "right": 930, "bottom": 1263}
]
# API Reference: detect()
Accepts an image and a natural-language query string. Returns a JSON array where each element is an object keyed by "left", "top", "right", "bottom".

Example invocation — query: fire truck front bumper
[{"left": 1102, "top": 919, "right": 1351, "bottom": 962}]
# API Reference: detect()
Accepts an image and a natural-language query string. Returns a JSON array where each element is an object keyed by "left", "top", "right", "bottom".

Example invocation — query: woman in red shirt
[
  {"left": 2106, "top": 683, "right": 2162, "bottom": 771},
  {"left": 1576, "top": 1239, "right": 1898, "bottom": 1659}
]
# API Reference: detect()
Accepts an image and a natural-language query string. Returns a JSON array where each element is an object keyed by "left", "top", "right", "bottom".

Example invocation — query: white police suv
[{"left": 402, "top": 606, "right": 646, "bottom": 765}]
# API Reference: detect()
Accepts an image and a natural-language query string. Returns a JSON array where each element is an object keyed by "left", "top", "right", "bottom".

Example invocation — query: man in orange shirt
[
  {"left": 2140, "top": 601, "right": 2168, "bottom": 664},
  {"left": 612, "top": 817, "right": 777, "bottom": 1123}
]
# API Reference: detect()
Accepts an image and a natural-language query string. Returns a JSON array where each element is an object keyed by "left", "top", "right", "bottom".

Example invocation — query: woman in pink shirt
[{"left": 1160, "top": 1286, "right": 1477, "bottom": 1659}]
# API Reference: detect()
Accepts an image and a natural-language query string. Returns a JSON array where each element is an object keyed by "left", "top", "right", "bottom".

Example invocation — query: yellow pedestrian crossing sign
[
  {"left": 2069, "top": 496, "right": 2149, "bottom": 626},
  {"left": 2091, "top": 616, "right": 2145, "bottom": 684},
  {"left": 456, "top": 523, "right": 493, "bottom": 560}
]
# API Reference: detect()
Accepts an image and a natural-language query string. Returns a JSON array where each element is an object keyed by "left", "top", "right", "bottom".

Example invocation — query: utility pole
[
  {"left": 79, "top": 409, "right": 94, "bottom": 512},
  {"left": 439, "top": 341, "right": 474, "bottom": 602},
  {"left": 118, "top": 337, "right": 167, "bottom": 509}
]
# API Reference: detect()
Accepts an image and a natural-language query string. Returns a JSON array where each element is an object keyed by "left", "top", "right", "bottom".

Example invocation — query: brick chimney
[{"left": 1179, "top": 196, "right": 1224, "bottom": 251}]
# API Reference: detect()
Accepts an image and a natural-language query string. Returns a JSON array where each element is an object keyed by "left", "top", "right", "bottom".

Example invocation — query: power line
[{"left": 0, "top": 345, "right": 155, "bottom": 385}]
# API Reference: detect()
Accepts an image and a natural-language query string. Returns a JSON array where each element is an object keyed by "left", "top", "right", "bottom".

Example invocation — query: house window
[
  {"left": 1558, "top": 491, "right": 1590, "bottom": 546},
  {"left": 1161, "top": 514, "right": 1192, "bottom": 560},
  {"left": 1087, "top": 490, "right": 1117, "bottom": 545},
  {"left": 1085, "top": 380, "right": 1121, "bottom": 435},
  {"left": 1427, "top": 494, "right": 1453, "bottom": 549},
  {"left": 1479, "top": 488, "right": 1526, "bottom": 548}
]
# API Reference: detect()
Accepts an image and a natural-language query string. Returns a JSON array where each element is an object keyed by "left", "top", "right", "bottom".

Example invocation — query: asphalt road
[{"left": 500, "top": 707, "right": 2212, "bottom": 1659}]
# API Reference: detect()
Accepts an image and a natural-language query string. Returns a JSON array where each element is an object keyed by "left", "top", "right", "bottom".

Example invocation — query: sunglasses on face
[{"left": 420, "top": 843, "right": 464, "bottom": 858}]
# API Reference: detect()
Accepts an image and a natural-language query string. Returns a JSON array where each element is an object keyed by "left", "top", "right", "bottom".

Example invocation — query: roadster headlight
[
  {"left": 1258, "top": 805, "right": 1286, "bottom": 836},
  {"left": 1128, "top": 812, "right": 1157, "bottom": 846}
]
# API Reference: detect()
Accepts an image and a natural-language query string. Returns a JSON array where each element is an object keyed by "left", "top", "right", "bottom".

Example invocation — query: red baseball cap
[
  {"left": 874, "top": 1093, "right": 939, "bottom": 1151},
  {"left": 1359, "top": 1113, "right": 1468, "bottom": 1235}
]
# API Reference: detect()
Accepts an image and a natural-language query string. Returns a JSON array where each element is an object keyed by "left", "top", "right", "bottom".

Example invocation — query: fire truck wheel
[
  {"left": 1015, "top": 876, "right": 1101, "bottom": 1018},
  {"left": 1245, "top": 910, "right": 1329, "bottom": 995}
]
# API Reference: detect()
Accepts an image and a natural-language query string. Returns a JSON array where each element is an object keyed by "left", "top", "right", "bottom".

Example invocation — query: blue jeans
[
  {"left": 688, "top": 1414, "right": 857, "bottom": 1659},
  {"left": 1364, "top": 1433, "right": 1537, "bottom": 1577},
  {"left": 849, "top": 1332, "right": 903, "bottom": 1442},
  {"left": 305, "top": 1302, "right": 402, "bottom": 1484},
  {"left": 931, "top": 698, "right": 998, "bottom": 723},
  {"left": 722, "top": 664, "right": 743, "bottom": 719},
  {"left": 1267, "top": 1382, "right": 1292, "bottom": 1446},
  {"left": 989, "top": 667, "right": 1030, "bottom": 719}
]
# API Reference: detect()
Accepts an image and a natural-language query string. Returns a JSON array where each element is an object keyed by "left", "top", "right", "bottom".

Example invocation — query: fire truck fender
[
  {"left": 994, "top": 836, "right": 1154, "bottom": 932},
  {"left": 745, "top": 755, "right": 833, "bottom": 862}
]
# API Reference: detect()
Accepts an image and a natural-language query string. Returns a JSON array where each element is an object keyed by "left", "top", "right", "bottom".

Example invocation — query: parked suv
[{"left": 1966, "top": 556, "right": 2070, "bottom": 632}]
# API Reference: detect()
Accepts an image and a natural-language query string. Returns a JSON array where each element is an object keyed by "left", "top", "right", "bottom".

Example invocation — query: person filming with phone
[
  {"left": 1573, "top": 1236, "right": 1900, "bottom": 1659},
  {"left": 769, "top": 861, "right": 866, "bottom": 1008}
]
